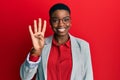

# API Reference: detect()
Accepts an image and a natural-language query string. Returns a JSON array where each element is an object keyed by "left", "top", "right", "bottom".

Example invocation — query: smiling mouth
[{"left": 57, "top": 28, "right": 66, "bottom": 32}]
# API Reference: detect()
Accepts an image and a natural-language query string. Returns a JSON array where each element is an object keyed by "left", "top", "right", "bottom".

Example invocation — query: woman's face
[{"left": 50, "top": 10, "right": 71, "bottom": 37}]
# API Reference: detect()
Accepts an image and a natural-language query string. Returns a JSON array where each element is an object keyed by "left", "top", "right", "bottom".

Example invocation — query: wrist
[{"left": 30, "top": 47, "right": 42, "bottom": 57}]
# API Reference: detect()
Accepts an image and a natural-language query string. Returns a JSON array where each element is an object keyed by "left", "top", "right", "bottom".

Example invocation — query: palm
[{"left": 29, "top": 18, "right": 47, "bottom": 51}]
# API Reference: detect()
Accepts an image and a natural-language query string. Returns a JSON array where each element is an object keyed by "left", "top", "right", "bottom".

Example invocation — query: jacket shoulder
[
  {"left": 71, "top": 36, "right": 90, "bottom": 46},
  {"left": 44, "top": 35, "right": 53, "bottom": 45}
]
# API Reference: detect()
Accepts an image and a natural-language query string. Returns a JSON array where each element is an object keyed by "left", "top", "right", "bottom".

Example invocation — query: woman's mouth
[{"left": 57, "top": 28, "right": 65, "bottom": 32}]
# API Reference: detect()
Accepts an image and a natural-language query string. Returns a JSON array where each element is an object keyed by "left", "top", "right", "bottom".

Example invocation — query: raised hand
[{"left": 29, "top": 18, "right": 47, "bottom": 56}]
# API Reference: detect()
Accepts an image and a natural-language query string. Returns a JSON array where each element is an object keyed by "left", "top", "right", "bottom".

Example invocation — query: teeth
[{"left": 58, "top": 28, "right": 65, "bottom": 32}]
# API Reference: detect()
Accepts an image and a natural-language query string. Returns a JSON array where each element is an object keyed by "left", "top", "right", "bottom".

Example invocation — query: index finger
[{"left": 42, "top": 20, "right": 47, "bottom": 34}]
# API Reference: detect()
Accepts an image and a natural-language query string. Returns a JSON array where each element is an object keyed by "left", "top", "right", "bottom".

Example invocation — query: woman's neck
[{"left": 54, "top": 34, "right": 69, "bottom": 45}]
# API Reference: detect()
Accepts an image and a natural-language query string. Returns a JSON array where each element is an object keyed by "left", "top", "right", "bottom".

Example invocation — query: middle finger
[{"left": 38, "top": 18, "right": 42, "bottom": 32}]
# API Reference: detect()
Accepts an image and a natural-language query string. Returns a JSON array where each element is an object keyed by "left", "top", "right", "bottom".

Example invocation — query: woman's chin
[{"left": 55, "top": 32, "right": 68, "bottom": 37}]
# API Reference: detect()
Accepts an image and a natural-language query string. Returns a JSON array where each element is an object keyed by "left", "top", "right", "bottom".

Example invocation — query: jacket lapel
[
  {"left": 70, "top": 35, "right": 84, "bottom": 80},
  {"left": 41, "top": 36, "right": 53, "bottom": 80}
]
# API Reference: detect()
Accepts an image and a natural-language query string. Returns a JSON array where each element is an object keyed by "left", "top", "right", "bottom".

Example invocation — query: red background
[{"left": 0, "top": 0, "right": 120, "bottom": 80}]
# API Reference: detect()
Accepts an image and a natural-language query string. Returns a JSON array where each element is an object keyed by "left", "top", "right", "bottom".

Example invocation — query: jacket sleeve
[{"left": 20, "top": 53, "right": 41, "bottom": 80}]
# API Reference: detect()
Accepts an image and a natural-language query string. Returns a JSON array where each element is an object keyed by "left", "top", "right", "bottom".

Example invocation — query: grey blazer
[{"left": 20, "top": 34, "right": 93, "bottom": 80}]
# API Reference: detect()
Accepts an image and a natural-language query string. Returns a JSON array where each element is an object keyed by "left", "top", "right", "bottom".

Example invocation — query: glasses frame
[{"left": 50, "top": 16, "right": 71, "bottom": 25}]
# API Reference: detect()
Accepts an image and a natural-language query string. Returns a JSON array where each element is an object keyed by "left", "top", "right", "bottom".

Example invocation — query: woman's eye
[
  {"left": 52, "top": 19, "right": 58, "bottom": 23},
  {"left": 64, "top": 18, "right": 70, "bottom": 22}
]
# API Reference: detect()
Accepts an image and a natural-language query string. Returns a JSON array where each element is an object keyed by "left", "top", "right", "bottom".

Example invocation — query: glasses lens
[
  {"left": 51, "top": 18, "right": 59, "bottom": 24},
  {"left": 63, "top": 17, "right": 70, "bottom": 23}
]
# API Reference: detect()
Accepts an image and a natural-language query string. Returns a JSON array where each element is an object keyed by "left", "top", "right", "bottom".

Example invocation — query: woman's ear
[{"left": 69, "top": 18, "right": 72, "bottom": 27}]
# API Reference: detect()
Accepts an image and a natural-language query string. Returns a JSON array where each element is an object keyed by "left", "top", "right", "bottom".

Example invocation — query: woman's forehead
[{"left": 51, "top": 10, "right": 70, "bottom": 18}]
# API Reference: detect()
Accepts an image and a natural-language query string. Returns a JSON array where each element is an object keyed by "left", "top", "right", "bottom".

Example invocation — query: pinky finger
[{"left": 29, "top": 25, "right": 34, "bottom": 36}]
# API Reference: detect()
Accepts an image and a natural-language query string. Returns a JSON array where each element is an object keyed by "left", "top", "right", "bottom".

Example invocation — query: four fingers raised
[{"left": 29, "top": 18, "right": 47, "bottom": 36}]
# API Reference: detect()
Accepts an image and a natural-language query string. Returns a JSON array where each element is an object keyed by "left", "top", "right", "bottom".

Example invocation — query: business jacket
[{"left": 20, "top": 34, "right": 93, "bottom": 80}]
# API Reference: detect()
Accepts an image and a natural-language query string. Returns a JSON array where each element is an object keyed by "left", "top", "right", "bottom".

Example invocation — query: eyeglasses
[{"left": 50, "top": 16, "right": 71, "bottom": 24}]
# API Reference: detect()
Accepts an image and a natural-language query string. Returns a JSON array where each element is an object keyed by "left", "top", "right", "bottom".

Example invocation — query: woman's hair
[{"left": 49, "top": 3, "right": 71, "bottom": 17}]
